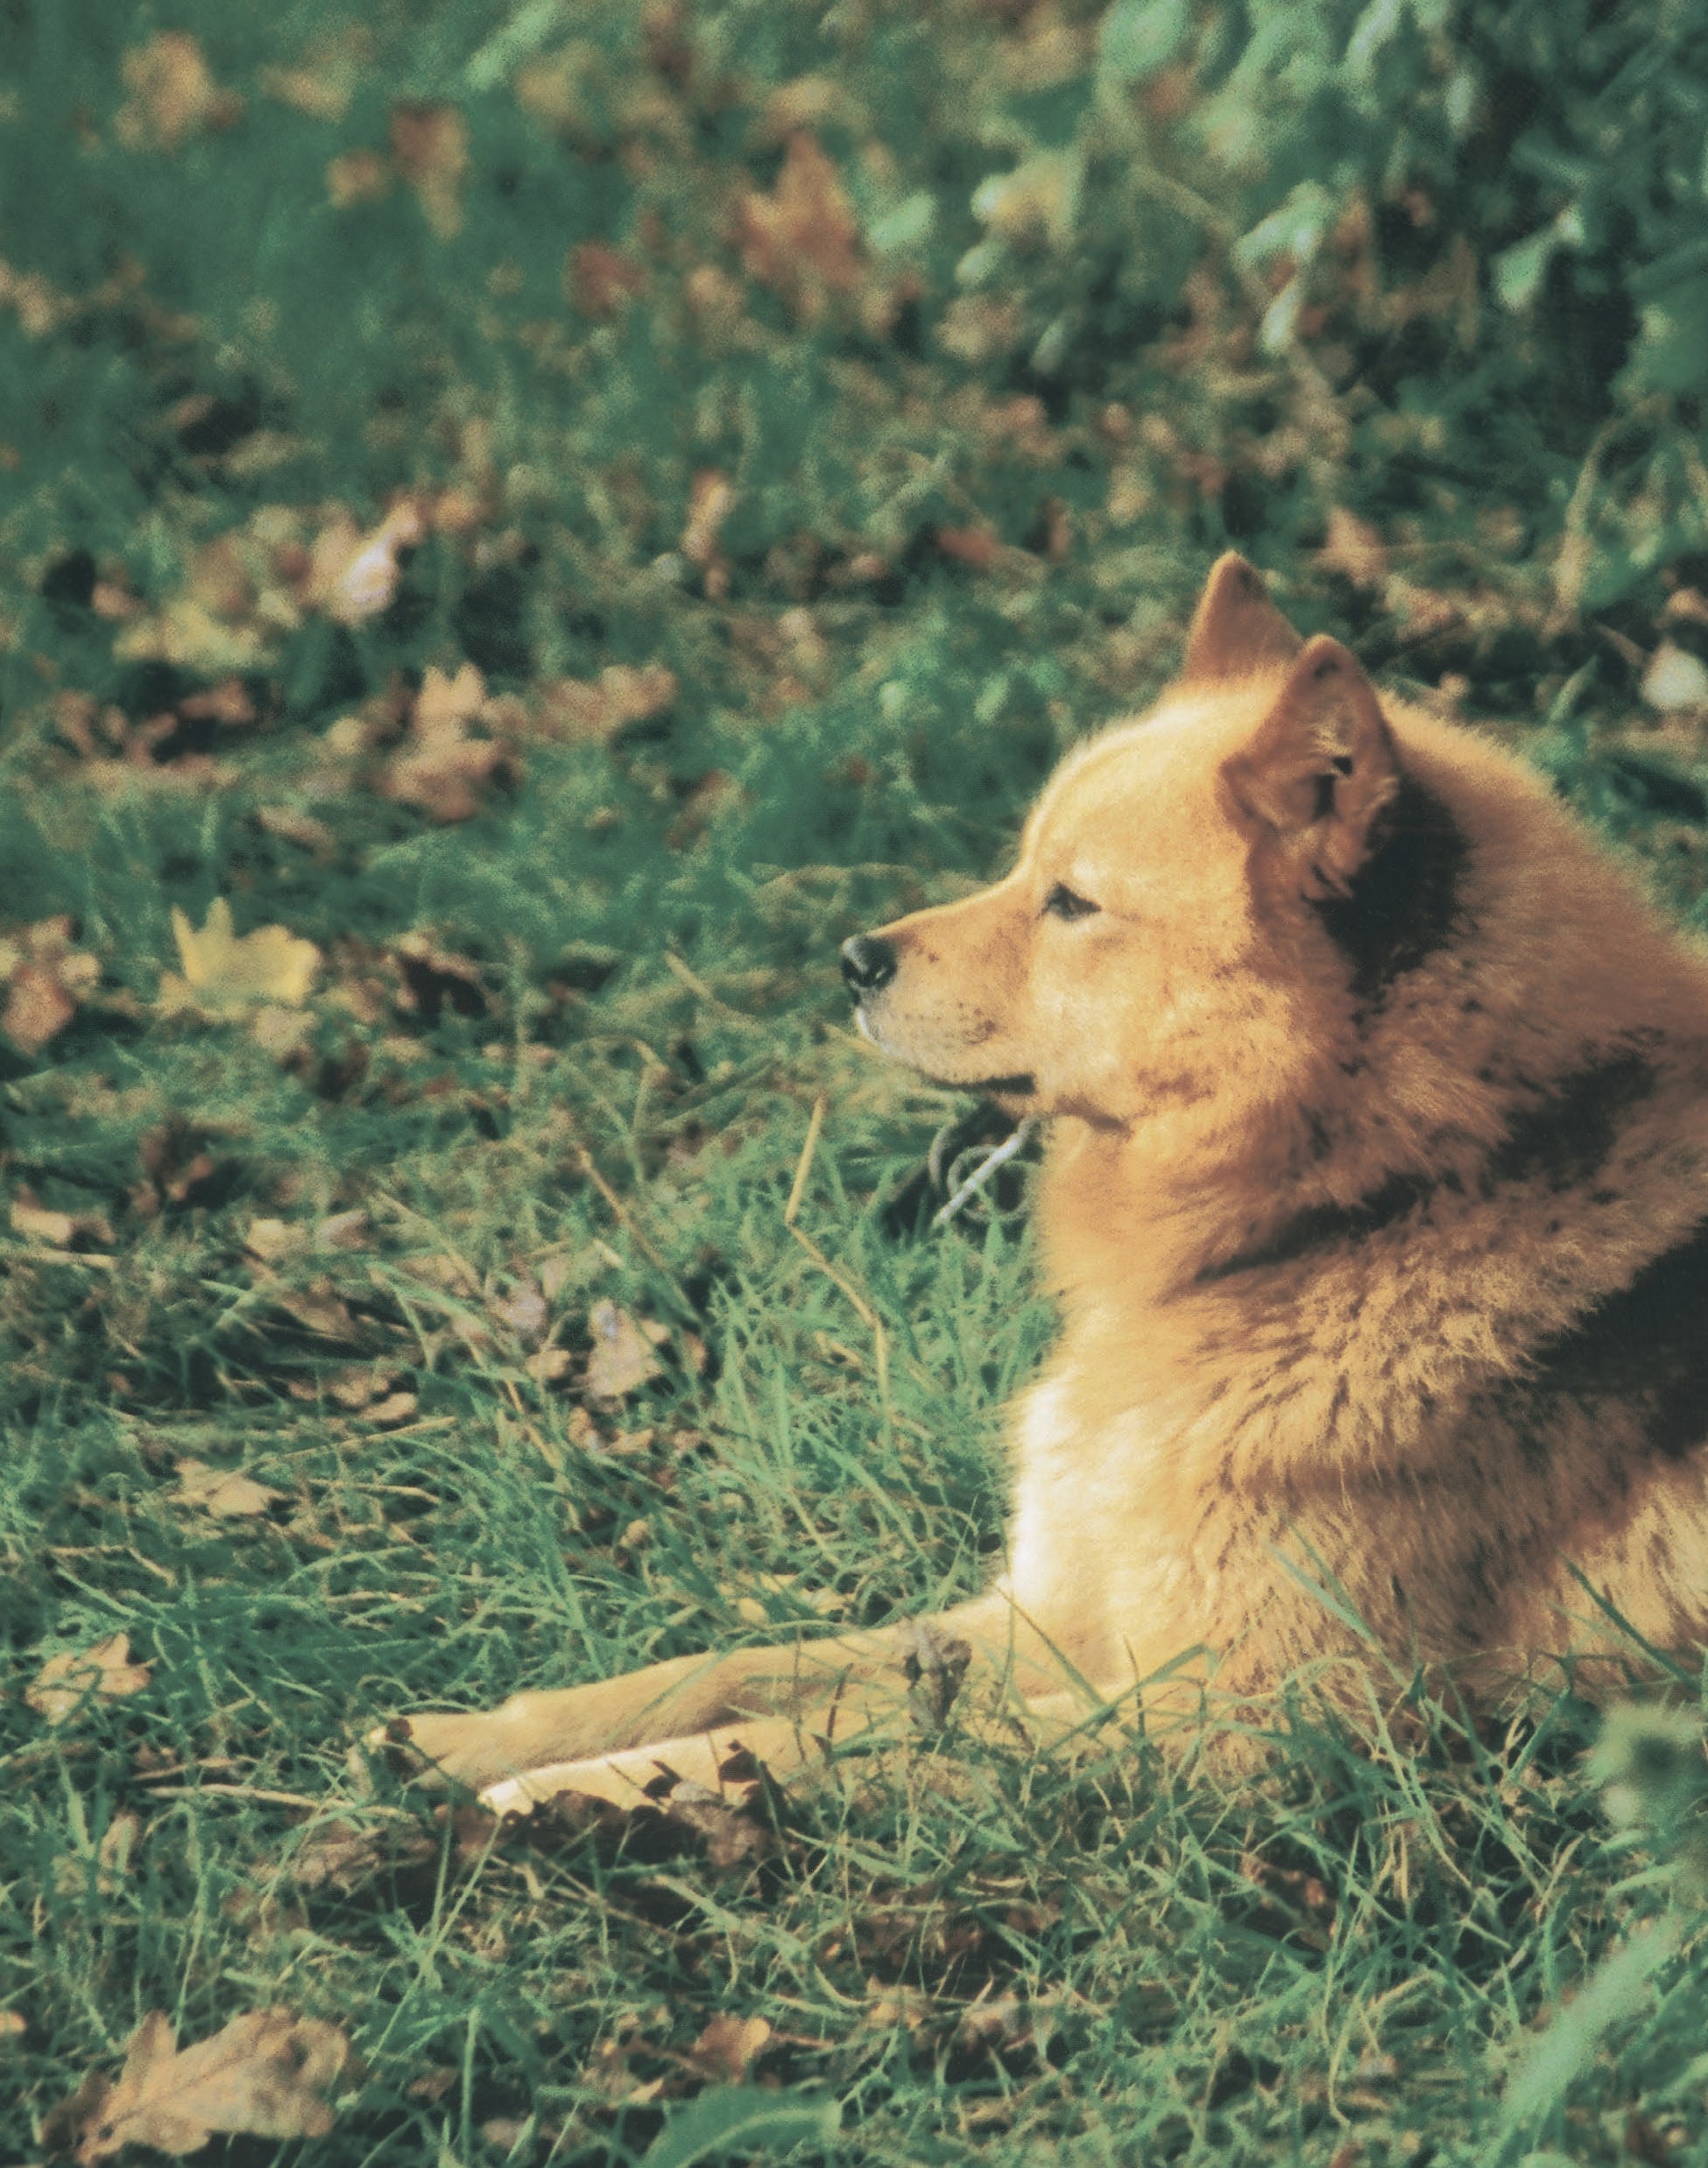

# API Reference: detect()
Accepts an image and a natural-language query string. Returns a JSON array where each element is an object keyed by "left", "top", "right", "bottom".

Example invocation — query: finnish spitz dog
[{"left": 392, "top": 554, "right": 1708, "bottom": 1809}]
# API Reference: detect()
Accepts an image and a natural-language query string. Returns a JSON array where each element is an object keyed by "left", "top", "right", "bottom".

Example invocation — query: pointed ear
[
  {"left": 1222, "top": 636, "right": 1399, "bottom": 895},
  {"left": 1180, "top": 553, "right": 1302, "bottom": 683}
]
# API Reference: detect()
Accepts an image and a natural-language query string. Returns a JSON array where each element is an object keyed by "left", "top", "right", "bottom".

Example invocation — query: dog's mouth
[
  {"left": 921, "top": 1070, "right": 1036, "bottom": 1098},
  {"left": 852, "top": 1008, "right": 1034, "bottom": 1098}
]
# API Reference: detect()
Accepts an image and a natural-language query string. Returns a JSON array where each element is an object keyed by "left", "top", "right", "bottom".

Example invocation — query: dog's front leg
[
  {"left": 378, "top": 1594, "right": 1086, "bottom": 1797},
  {"left": 380, "top": 1630, "right": 900, "bottom": 1795}
]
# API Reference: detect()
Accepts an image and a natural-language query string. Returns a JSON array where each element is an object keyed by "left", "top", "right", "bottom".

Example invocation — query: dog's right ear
[{"left": 1180, "top": 554, "right": 1302, "bottom": 683}]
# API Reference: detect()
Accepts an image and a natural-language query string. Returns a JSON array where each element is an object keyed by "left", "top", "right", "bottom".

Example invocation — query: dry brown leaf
[
  {"left": 584, "top": 1300, "right": 667, "bottom": 1401},
  {"left": 303, "top": 499, "right": 424, "bottom": 625},
  {"left": 326, "top": 149, "right": 392, "bottom": 208},
  {"left": 48, "top": 2007, "right": 357, "bottom": 2162},
  {"left": 535, "top": 663, "right": 676, "bottom": 745},
  {"left": 381, "top": 663, "right": 516, "bottom": 823},
  {"left": 27, "top": 1634, "right": 152, "bottom": 1726},
  {"left": 736, "top": 132, "right": 863, "bottom": 325},
  {"left": 681, "top": 472, "right": 734, "bottom": 600},
  {"left": 566, "top": 240, "right": 646, "bottom": 318},
  {"left": 0, "top": 916, "right": 101, "bottom": 1053},
  {"left": 159, "top": 899, "right": 321, "bottom": 1018},
  {"left": 1641, "top": 641, "right": 1708, "bottom": 714},
  {"left": 116, "top": 32, "right": 243, "bottom": 152},
  {"left": 11, "top": 1188, "right": 114, "bottom": 1250},
  {"left": 315, "top": 1209, "right": 371, "bottom": 1252},
  {"left": 391, "top": 102, "right": 469, "bottom": 239},
  {"left": 1317, "top": 506, "right": 1388, "bottom": 591},
  {"left": 256, "top": 805, "right": 336, "bottom": 858},
  {"left": 243, "top": 1217, "right": 303, "bottom": 1264},
  {"left": 173, "top": 1458, "right": 283, "bottom": 1520},
  {"left": 492, "top": 1281, "right": 548, "bottom": 1343},
  {"left": 684, "top": 2014, "right": 772, "bottom": 2086},
  {"left": 360, "top": 1391, "right": 420, "bottom": 1428}
]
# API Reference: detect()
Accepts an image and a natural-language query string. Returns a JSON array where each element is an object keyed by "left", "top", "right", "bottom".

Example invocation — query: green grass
[{"left": 4, "top": 2, "right": 1708, "bottom": 2161}]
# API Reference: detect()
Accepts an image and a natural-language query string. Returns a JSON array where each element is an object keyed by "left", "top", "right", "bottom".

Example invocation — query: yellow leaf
[
  {"left": 48, "top": 2007, "right": 358, "bottom": 2162},
  {"left": 161, "top": 898, "right": 320, "bottom": 1016},
  {"left": 27, "top": 1634, "right": 151, "bottom": 1726}
]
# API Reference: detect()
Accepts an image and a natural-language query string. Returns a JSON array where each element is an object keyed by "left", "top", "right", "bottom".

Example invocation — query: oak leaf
[
  {"left": 27, "top": 1634, "right": 152, "bottom": 1726},
  {"left": 159, "top": 899, "right": 321, "bottom": 1017},
  {"left": 48, "top": 2007, "right": 358, "bottom": 2162}
]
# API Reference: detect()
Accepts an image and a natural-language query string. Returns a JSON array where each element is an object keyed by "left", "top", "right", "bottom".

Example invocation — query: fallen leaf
[
  {"left": 736, "top": 132, "right": 864, "bottom": 325},
  {"left": 116, "top": 32, "right": 243, "bottom": 152},
  {"left": 681, "top": 472, "right": 734, "bottom": 600},
  {"left": 173, "top": 1458, "right": 284, "bottom": 1520},
  {"left": 47, "top": 2007, "right": 358, "bottom": 2162},
  {"left": 326, "top": 149, "right": 392, "bottom": 207},
  {"left": 729, "top": 1572, "right": 847, "bottom": 1628},
  {"left": 0, "top": 915, "right": 101, "bottom": 1053},
  {"left": 159, "top": 899, "right": 321, "bottom": 1017},
  {"left": 1317, "top": 505, "right": 1388, "bottom": 590},
  {"left": 256, "top": 805, "right": 336, "bottom": 857},
  {"left": 684, "top": 2015, "right": 772, "bottom": 2087},
  {"left": 360, "top": 1391, "right": 420, "bottom": 1428},
  {"left": 305, "top": 499, "right": 425, "bottom": 626},
  {"left": 970, "top": 150, "right": 1079, "bottom": 247},
  {"left": 535, "top": 663, "right": 677, "bottom": 744},
  {"left": 392, "top": 929, "right": 488, "bottom": 1016},
  {"left": 567, "top": 240, "right": 646, "bottom": 318},
  {"left": 1641, "top": 641, "right": 1708, "bottom": 714},
  {"left": 527, "top": 1774, "right": 775, "bottom": 1869},
  {"left": 391, "top": 102, "right": 469, "bottom": 239},
  {"left": 11, "top": 1188, "right": 114, "bottom": 1250},
  {"left": 4, "top": 964, "right": 76, "bottom": 1052},
  {"left": 492, "top": 1281, "right": 548, "bottom": 1342},
  {"left": 27, "top": 1634, "right": 152, "bottom": 1726},
  {"left": 381, "top": 663, "right": 515, "bottom": 823},
  {"left": 584, "top": 1300, "right": 667, "bottom": 1401},
  {"left": 314, "top": 1209, "right": 371, "bottom": 1253}
]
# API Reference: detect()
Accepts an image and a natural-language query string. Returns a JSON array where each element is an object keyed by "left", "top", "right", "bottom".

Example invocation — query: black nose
[{"left": 841, "top": 934, "right": 898, "bottom": 996}]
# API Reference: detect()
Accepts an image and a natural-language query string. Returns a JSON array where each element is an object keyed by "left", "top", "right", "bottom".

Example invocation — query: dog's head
[{"left": 843, "top": 554, "right": 1419, "bottom": 1129}]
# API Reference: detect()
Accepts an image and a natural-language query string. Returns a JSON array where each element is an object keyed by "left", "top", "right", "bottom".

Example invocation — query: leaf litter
[{"left": 44, "top": 2006, "right": 360, "bottom": 2162}]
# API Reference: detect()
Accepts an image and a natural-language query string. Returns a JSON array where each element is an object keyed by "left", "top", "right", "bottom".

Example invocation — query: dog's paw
[{"left": 359, "top": 1711, "right": 505, "bottom": 1791}]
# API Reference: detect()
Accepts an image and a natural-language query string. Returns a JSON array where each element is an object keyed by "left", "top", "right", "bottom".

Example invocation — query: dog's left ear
[
  {"left": 1181, "top": 553, "right": 1302, "bottom": 682},
  {"left": 1223, "top": 635, "right": 1399, "bottom": 895}
]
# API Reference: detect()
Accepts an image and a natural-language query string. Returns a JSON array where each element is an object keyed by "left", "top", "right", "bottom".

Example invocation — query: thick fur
[{"left": 391, "top": 555, "right": 1708, "bottom": 1811}]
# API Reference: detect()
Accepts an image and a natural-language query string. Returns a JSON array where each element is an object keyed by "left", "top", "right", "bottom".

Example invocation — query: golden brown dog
[{"left": 392, "top": 554, "right": 1708, "bottom": 1810}]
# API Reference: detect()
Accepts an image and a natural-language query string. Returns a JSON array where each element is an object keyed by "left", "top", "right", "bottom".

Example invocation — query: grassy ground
[{"left": 4, "top": 4, "right": 1708, "bottom": 2162}]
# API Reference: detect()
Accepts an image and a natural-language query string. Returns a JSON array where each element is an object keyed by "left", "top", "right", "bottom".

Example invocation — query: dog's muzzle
[{"left": 841, "top": 934, "right": 897, "bottom": 999}]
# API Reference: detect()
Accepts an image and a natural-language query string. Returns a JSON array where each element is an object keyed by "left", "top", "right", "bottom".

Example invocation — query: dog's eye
[{"left": 1042, "top": 884, "right": 1100, "bottom": 922}]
